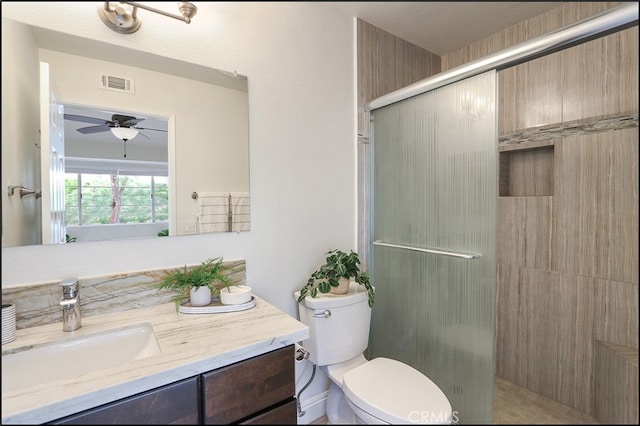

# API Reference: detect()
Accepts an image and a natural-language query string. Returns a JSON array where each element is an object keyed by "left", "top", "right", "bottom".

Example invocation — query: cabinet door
[
  {"left": 202, "top": 345, "right": 294, "bottom": 424},
  {"left": 50, "top": 377, "right": 199, "bottom": 425}
]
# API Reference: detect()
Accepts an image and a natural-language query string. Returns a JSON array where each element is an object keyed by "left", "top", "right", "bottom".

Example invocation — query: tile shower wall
[
  {"left": 496, "top": 26, "right": 638, "bottom": 419},
  {"left": 443, "top": 1, "right": 638, "bottom": 422},
  {"left": 1, "top": 260, "right": 246, "bottom": 330}
]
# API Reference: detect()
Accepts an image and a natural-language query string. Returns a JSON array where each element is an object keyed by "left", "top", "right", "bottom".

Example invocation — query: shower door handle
[{"left": 373, "top": 240, "right": 481, "bottom": 259}]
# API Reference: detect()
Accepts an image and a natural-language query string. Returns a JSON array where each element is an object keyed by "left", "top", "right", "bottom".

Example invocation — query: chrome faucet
[{"left": 60, "top": 277, "right": 81, "bottom": 332}]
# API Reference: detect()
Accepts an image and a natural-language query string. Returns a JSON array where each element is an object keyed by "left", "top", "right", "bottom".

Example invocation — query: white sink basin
[{"left": 2, "top": 322, "right": 161, "bottom": 393}]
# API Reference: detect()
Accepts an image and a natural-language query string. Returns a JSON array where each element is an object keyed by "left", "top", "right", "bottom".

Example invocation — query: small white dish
[{"left": 220, "top": 285, "right": 252, "bottom": 305}]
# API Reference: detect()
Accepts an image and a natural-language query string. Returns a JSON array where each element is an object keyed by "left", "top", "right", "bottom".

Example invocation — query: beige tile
[
  {"left": 595, "top": 341, "right": 639, "bottom": 424},
  {"left": 499, "top": 52, "right": 563, "bottom": 135},
  {"left": 553, "top": 274, "right": 596, "bottom": 415},
  {"left": 522, "top": 197, "right": 552, "bottom": 269},
  {"left": 494, "top": 377, "right": 600, "bottom": 424},
  {"left": 519, "top": 268, "right": 557, "bottom": 394},
  {"left": 594, "top": 279, "right": 640, "bottom": 349},
  {"left": 496, "top": 264, "right": 521, "bottom": 382},
  {"left": 563, "top": 26, "right": 639, "bottom": 123},
  {"left": 561, "top": 2, "right": 624, "bottom": 26},
  {"left": 552, "top": 128, "right": 639, "bottom": 284}
]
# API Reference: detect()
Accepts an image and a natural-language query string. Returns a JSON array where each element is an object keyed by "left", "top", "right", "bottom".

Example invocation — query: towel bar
[
  {"left": 372, "top": 240, "right": 481, "bottom": 259},
  {"left": 8, "top": 185, "right": 42, "bottom": 199}
]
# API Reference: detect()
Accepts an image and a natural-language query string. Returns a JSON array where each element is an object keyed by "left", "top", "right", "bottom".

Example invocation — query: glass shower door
[{"left": 369, "top": 71, "right": 497, "bottom": 424}]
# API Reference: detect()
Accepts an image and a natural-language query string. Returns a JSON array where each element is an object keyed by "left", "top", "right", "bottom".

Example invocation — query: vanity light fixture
[
  {"left": 98, "top": 2, "right": 198, "bottom": 34},
  {"left": 110, "top": 126, "right": 140, "bottom": 158}
]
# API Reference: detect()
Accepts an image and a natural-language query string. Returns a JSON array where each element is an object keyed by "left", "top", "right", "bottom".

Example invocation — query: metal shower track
[{"left": 364, "top": 3, "right": 638, "bottom": 112}]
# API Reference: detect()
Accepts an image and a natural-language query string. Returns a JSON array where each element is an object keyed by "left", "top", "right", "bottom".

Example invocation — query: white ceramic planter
[
  {"left": 220, "top": 285, "right": 252, "bottom": 305},
  {"left": 189, "top": 286, "right": 212, "bottom": 306}
]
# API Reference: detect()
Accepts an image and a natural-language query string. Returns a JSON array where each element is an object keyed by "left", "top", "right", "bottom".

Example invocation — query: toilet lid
[{"left": 343, "top": 358, "right": 452, "bottom": 424}]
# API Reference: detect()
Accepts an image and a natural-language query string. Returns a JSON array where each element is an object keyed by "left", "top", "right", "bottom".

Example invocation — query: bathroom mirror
[{"left": 1, "top": 18, "right": 250, "bottom": 247}]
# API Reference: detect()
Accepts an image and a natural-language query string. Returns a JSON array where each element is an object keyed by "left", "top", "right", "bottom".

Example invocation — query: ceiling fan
[
  {"left": 64, "top": 113, "right": 167, "bottom": 138},
  {"left": 64, "top": 112, "right": 168, "bottom": 158}
]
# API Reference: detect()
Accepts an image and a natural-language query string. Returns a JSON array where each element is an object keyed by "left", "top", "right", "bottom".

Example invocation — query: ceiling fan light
[{"left": 110, "top": 126, "right": 139, "bottom": 141}]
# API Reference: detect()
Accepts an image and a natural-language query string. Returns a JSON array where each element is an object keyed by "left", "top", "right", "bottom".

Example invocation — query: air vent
[{"left": 98, "top": 73, "right": 135, "bottom": 94}]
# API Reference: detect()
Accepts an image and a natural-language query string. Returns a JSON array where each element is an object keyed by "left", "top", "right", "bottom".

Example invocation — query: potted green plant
[
  {"left": 297, "top": 249, "right": 374, "bottom": 308},
  {"left": 154, "top": 257, "right": 232, "bottom": 309}
]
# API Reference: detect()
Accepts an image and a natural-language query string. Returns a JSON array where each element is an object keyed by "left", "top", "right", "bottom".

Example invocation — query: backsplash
[{"left": 1, "top": 260, "right": 246, "bottom": 330}]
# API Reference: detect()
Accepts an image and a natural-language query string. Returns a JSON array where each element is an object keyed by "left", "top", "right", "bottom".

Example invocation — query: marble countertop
[{"left": 1, "top": 296, "right": 309, "bottom": 424}]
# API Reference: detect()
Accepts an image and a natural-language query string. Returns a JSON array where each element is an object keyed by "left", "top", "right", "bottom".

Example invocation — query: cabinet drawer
[
  {"left": 50, "top": 376, "right": 199, "bottom": 425},
  {"left": 239, "top": 398, "right": 297, "bottom": 425},
  {"left": 202, "top": 345, "right": 294, "bottom": 424}
]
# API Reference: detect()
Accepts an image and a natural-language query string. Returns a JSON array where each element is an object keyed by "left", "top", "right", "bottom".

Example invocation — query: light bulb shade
[{"left": 110, "top": 126, "right": 139, "bottom": 140}]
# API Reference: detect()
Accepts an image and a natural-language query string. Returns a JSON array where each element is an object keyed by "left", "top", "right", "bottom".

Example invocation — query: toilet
[{"left": 295, "top": 283, "right": 452, "bottom": 424}]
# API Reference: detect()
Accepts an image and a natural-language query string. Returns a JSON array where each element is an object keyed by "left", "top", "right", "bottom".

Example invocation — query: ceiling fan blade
[
  {"left": 135, "top": 127, "right": 168, "bottom": 132},
  {"left": 137, "top": 132, "right": 151, "bottom": 140},
  {"left": 64, "top": 114, "right": 108, "bottom": 125},
  {"left": 76, "top": 124, "right": 110, "bottom": 134}
]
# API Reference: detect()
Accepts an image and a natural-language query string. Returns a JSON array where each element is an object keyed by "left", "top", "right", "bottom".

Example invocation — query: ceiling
[{"left": 323, "top": 2, "right": 566, "bottom": 56}]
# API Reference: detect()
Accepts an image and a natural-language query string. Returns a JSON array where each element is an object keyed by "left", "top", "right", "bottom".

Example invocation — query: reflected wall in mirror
[{"left": 1, "top": 17, "right": 250, "bottom": 248}]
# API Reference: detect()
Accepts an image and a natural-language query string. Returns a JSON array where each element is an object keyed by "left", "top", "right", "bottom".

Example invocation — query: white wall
[
  {"left": 3, "top": 3, "right": 353, "bottom": 421},
  {"left": 1, "top": 2, "right": 357, "bottom": 318},
  {"left": 1, "top": 17, "right": 42, "bottom": 246}
]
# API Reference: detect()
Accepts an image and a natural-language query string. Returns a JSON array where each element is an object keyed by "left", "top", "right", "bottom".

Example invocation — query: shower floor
[
  {"left": 310, "top": 376, "right": 599, "bottom": 424},
  {"left": 493, "top": 376, "right": 599, "bottom": 424}
]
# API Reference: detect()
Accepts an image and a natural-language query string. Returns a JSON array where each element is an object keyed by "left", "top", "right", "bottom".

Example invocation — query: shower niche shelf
[{"left": 499, "top": 139, "right": 554, "bottom": 197}]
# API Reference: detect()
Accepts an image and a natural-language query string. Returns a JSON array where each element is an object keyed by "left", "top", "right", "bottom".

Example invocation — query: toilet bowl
[
  {"left": 295, "top": 283, "right": 452, "bottom": 424},
  {"left": 324, "top": 354, "right": 452, "bottom": 424}
]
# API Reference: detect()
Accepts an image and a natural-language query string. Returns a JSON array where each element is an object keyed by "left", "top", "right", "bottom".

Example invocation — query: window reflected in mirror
[{"left": 62, "top": 105, "right": 170, "bottom": 243}]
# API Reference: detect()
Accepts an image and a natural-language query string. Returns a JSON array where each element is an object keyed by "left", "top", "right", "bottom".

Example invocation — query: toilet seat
[{"left": 342, "top": 357, "right": 452, "bottom": 424}]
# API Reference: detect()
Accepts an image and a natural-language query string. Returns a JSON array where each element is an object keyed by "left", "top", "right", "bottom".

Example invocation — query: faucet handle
[{"left": 60, "top": 277, "right": 80, "bottom": 297}]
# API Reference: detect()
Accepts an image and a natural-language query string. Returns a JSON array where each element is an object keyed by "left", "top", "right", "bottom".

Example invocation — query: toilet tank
[{"left": 295, "top": 282, "right": 372, "bottom": 366}]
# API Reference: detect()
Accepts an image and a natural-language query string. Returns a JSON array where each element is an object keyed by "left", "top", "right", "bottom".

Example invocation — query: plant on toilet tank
[
  {"left": 154, "top": 257, "right": 232, "bottom": 309},
  {"left": 297, "top": 249, "right": 374, "bottom": 307}
]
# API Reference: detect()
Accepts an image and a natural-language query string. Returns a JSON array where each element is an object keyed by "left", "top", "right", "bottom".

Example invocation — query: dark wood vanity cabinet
[
  {"left": 49, "top": 345, "right": 296, "bottom": 425},
  {"left": 202, "top": 345, "right": 296, "bottom": 424},
  {"left": 51, "top": 377, "right": 200, "bottom": 424}
]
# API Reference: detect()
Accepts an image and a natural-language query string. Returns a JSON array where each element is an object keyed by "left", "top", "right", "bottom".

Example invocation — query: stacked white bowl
[
  {"left": 220, "top": 285, "right": 252, "bottom": 305},
  {"left": 2, "top": 303, "right": 16, "bottom": 344}
]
